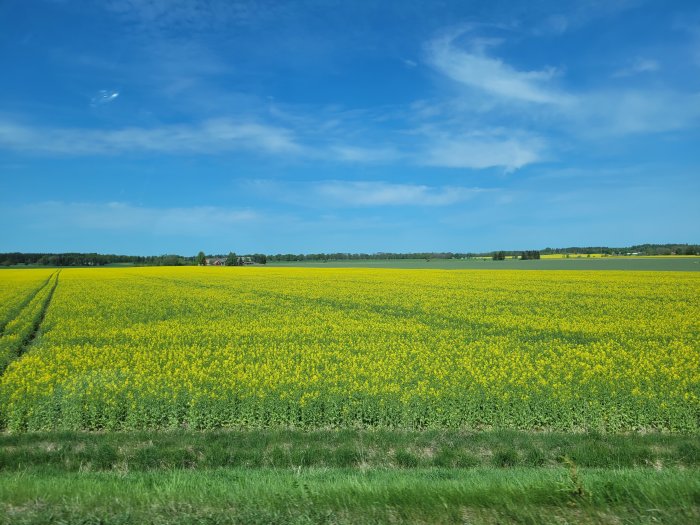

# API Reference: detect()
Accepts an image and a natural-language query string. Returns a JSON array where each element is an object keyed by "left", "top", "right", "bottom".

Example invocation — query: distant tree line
[
  {"left": 539, "top": 244, "right": 699, "bottom": 256},
  {"left": 2, "top": 244, "right": 697, "bottom": 267},
  {"left": 268, "top": 245, "right": 698, "bottom": 262},
  {"left": 267, "top": 252, "right": 474, "bottom": 262},
  {"left": 492, "top": 251, "right": 540, "bottom": 260},
  {"left": 0, "top": 252, "right": 268, "bottom": 267},
  {"left": 0, "top": 252, "right": 195, "bottom": 267}
]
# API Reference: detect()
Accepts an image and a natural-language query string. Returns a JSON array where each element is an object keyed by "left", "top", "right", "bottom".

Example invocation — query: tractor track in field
[
  {"left": 0, "top": 271, "right": 58, "bottom": 337},
  {"left": 0, "top": 271, "right": 60, "bottom": 375},
  {"left": 18, "top": 271, "right": 61, "bottom": 356}
]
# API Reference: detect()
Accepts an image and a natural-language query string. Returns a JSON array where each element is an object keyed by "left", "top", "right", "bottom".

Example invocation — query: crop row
[
  {"left": 0, "top": 271, "right": 59, "bottom": 373},
  {"left": 0, "top": 270, "right": 54, "bottom": 334}
]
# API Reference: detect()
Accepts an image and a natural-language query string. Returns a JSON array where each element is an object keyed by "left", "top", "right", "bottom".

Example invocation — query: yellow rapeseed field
[{"left": 0, "top": 267, "right": 698, "bottom": 431}]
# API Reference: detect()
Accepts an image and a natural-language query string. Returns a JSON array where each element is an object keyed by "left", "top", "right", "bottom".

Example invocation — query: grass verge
[
  {"left": 2, "top": 429, "right": 698, "bottom": 471},
  {"left": 1, "top": 467, "right": 699, "bottom": 524},
  {"left": 2, "top": 430, "right": 698, "bottom": 523}
]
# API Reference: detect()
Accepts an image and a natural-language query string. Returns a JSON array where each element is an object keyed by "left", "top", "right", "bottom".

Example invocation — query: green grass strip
[
  {"left": 2, "top": 429, "right": 698, "bottom": 471},
  {"left": 1, "top": 467, "right": 698, "bottom": 524}
]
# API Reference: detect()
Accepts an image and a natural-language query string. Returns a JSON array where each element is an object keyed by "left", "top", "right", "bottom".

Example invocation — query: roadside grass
[
  {"left": 2, "top": 431, "right": 698, "bottom": 523},
  {"left": 2, "top": 429, "right": 698, "bottom": 471},
  {"left": 1, "top": 467, "right": 698, "bottom": 524}
]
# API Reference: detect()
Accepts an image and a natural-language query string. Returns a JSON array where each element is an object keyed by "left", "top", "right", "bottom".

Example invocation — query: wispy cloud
[
  {"left": 427, "top": 32, "right": 573, "bottom": 105},
  {"left": 246, "top": 180, "right": 489, "bottom": 207},
  {"left": 420, "top": 132, "right": 543, "bottom": 171},
  {"left": 7, "top": 21, "right": 694, "bottom": 171},
  {"left": 537, "top": 14, "right": 569, "bottom": 35},
  {"left": 425, "top": 29, "right": 700, "bottom": 139},
  {"left": 313, "top": 181, "right": 486, "bottom": 207},
  {"left": 613, "top": 58, "right": 660, "bottom": 77},
  {"left": 328, "top": 145, "right": 402, "bottom": 164},
  {"left": 90, "top": 89, "right": 120, "bottom": 107},
  {"left": 573, "top": 90, "right": 700, "bottom": 135},
  {"left": 0, "top": 118, "right": 302, "bottom": 156},
  {"left": 528, "top": 1, "right": 645, "bottom": 36},
  {"left": 20, "top": 201, "right": 258, "bottom": 236},
  {"left": 0, "top": 114, "right": 543, "bottom": 170}
]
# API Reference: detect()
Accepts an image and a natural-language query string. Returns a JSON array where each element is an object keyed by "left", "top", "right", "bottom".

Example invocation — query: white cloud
[
  {"left": 613, "top": 58, "right": 660, "bottom": 77},
  {"left": 0, "top": 114, "right": 542, "bottom": 170},
  {"left": 21, "top": 201, "right": 258, "bottom": 236},
  {"left": 313, "top": 181, "right": 485, "bottom": 207},
  {"left": 420, "top": 133, "right": 543, "bottom": 171},
  {"left": 427, "top": 33, "right": 573, "bottom": 105},
  {"left": 425, "top": 30, "right": 700, "bottom": 139},
  {"left": 245, "top": 179, "right": 488, "bottom": 207},
  {"left": 574, "top": 90, "right": 700, "bottom": 135},
  {"left": 0, "top": 118, "right": 302, "bottom": 156},
  {"left": 329, "top": 145, "right": 401, "bottom": 163},
  {"left": 90, "top": 89, "right": 120, "bottom": 107}
]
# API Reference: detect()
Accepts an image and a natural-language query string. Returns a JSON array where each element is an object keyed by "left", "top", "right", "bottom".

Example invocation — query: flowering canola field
[{"left": 0, "top": 267, "right": 698, "bottom": 431}]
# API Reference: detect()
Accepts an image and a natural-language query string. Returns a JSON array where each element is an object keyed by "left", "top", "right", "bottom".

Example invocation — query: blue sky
[{"left": 1, "top": 0, "right": 699, "bottom": 255}]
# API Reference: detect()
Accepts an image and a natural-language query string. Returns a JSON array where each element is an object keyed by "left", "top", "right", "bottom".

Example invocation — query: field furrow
[
  {"left": 0, "top": 271, "right": 60, "bottom": 374},
  {"left": 0, "top": 270, "right": 55, "bottom": 335}
]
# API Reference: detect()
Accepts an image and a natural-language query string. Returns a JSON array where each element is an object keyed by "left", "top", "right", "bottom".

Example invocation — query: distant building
[{"left": 203, "top": 256, "right": 256, "bottom": 266}]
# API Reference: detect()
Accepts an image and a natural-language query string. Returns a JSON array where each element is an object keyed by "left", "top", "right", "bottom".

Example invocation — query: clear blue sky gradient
[{"left": 1, "top": 0, "right": 699, "bottom": 255}]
